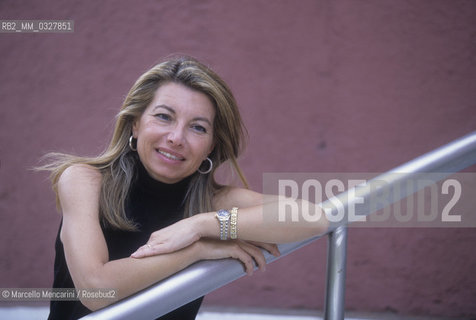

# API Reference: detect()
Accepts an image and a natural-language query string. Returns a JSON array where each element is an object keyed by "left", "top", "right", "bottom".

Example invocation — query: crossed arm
[
  {"left": 58, "top": 165, "right": 328, "bottom": 311},
  {"left": 131, "top": 187, "right": 329, "bottom": 258}
]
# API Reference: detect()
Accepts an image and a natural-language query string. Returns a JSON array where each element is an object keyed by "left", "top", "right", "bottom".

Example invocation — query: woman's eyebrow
[{"left": 152, "top": 105, "right": 175, "bottom": 114}]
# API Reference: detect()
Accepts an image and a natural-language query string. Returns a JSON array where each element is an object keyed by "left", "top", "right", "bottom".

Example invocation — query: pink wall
[{"left": 1, "top": 0, "right": 475, "bottom": 317}]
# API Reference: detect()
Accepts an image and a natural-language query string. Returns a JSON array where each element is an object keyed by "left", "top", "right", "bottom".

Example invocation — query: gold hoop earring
[
  {"left": 129, "top": 135, "right": 137, "bottom": 151},
  {"left": 198, "top": 157, "right": 213, "bottom": 174}
]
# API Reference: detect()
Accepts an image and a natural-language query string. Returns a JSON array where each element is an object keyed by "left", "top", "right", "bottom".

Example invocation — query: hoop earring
[
  {"left": 198, "top": 157, "right": 213, "bottom": 174},
  {"left": 129, "top": 135, "right": 137, "bottom": 151}
]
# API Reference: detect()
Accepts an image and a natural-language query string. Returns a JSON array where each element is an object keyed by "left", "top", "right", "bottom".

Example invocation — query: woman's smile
[{"left": 156, "top": 147, "right": 186, "bottom": 162}]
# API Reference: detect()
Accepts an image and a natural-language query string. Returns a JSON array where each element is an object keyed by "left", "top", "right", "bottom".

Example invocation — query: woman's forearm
[
  {"left": 130, "top": 197, "right": 328, "bottom": 261},
  {"left": 82, "top": 243, "right": 200, "bottom": 311},
  {"left": 196, "top": 199, "right": 329, "bottom": 244},
  {"left": 87, "top": 238, "right": 274, "bottom": 310}
]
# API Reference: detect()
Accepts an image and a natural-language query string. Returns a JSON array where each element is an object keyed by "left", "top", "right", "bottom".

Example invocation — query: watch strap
[
  {"left": 216, "top": 209, "right": 230, "bottom": 240},
  {"left": 230, "top": 207, "right": 238, "bottom": 239}
]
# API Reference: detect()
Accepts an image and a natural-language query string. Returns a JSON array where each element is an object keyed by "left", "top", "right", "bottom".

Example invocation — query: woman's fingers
[
  {"left": 131, "top": 243, "right": 153, "bottom": 258},
  {"left": 197, "top": 239, "right": 270, "bottom": 275},
  {"left": 229, "top": 244, "right": 256, "bottom": 275},
  {"left": 229, "top": 241, "right": 282, "bottom": 273},
  {"left": 237, "top": 241, "right": 267, "bottom": 272},
  {"left": 130, "top": 241, "right": 172, "bottom": 258},
  {"left": 248, "top": 241, "right": 281, "bottom": 257}
]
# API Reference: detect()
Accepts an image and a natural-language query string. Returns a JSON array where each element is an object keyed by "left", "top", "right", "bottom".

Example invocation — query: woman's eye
[
  {"left": 155, "top": 113, "right": 171, "bottom": 121},
  {"left": 192, "top": 125, "right": 207, "bottom": 133}
]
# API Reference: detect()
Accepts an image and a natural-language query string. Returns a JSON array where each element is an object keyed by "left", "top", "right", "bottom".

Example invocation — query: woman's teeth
[{"left": 158, "top": 150, "right": 183, "bottom": 161}]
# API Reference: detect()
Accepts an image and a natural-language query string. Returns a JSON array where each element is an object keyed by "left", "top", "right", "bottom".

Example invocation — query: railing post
[{"left": 324, "top": 225, "right": 348, "bottom": 320}]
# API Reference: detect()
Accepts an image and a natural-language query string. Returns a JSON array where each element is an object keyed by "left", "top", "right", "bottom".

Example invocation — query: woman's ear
[
  {"left": 132, "top": 119, "right": 139, "bottom": 138},
  {"left": 208, "top": 142, "right": 216, "bottom": 156}
]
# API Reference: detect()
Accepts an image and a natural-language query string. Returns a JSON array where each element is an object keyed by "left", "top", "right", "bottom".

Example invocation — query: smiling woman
[
  {"left": 132, "top": 83, "right": 216, "bottom": 184},
  {"left": 38, "top": 56, "right": 328, "bottom": 320}
]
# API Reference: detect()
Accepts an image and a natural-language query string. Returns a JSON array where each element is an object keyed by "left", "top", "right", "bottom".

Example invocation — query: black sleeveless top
[{"left": 48, "top": 163, "right": 203, "bottom": 320}]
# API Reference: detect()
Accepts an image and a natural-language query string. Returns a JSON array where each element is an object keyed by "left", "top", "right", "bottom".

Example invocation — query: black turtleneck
[
  {"left": 104, "top": 162, "right": 193, "bottom": 260},
  {"left": 48, "top": 163, "right": 203, "bottom": 320}
]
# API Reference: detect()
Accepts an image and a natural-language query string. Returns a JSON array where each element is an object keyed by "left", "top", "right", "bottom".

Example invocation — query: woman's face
[{"left": 132, "top": 82, "right": 215, "bottom": 184}]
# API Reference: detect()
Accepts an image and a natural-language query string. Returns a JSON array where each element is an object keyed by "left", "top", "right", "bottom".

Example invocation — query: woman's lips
[{"left": 156, "top": 148, "right": 185, "bottom": 161}]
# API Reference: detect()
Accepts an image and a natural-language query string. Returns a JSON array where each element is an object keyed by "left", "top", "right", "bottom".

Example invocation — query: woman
[{"left": 41, "top": 56, "right": 328, "bottom": 320}]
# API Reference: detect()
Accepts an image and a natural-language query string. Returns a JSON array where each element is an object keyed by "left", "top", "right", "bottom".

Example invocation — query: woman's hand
[
  {"left": 131, "top": 217, "right": 200, "bottom": 258},
  {"left": 130, "top": 210, "right": 282, "bottom": 262},
  {"left": 193, "top": 239, "right": 280, "bottom": 275}
]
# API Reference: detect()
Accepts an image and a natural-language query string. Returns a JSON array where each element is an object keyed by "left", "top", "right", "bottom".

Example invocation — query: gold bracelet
[{"left": 230, "top": 207, "right": 238, "bottom": 239}]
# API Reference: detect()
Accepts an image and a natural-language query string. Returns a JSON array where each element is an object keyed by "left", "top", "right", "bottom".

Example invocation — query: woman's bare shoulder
[
  {"left": 57, "top": 164, "right": 103, "bottom": 210},
  {"left": 59, "top": 164, "right": 102, "bottom": 186}
]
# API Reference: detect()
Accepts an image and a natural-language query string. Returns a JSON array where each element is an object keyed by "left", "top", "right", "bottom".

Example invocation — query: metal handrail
[{"left": 82, "top": 130, "right": 476, "bottom": 320}]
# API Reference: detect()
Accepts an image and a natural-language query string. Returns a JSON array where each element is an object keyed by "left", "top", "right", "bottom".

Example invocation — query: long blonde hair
[{"left": 40, "top": 56, "right": 248, "bottom": 230}]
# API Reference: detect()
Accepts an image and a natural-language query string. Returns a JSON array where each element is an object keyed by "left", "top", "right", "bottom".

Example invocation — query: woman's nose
[{"left": 166, "top": 127, "right": 185, "bottom": 147}]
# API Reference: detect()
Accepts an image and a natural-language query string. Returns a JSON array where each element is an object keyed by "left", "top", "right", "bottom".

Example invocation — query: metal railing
[{"left": 82, "top": 130, "right": 476, "bottom": 320}]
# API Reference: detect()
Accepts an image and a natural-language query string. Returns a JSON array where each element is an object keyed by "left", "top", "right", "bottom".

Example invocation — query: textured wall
[{"left": 0, "top": 0, "right": 475, "bottom": 317}]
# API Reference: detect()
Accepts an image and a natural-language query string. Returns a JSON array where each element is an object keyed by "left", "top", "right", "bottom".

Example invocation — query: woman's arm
[
  {"left": 210, "top": 186, "right": 329, "bottom": 241},
  {"left": 132, "top": 187, "right": 328, "bottom": 258},
  {"left": 58, "top": 165, "right": 271, "bottom": 311}
]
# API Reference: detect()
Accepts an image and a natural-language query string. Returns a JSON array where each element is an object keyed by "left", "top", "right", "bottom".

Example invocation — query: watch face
[{"left": 217, "top": 209, "right": 230, "bottom": 220}]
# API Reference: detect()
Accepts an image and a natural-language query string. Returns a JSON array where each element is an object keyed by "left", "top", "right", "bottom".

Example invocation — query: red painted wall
[{"left": 1, "top": 0, "right": 475, "bottom": 317}]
